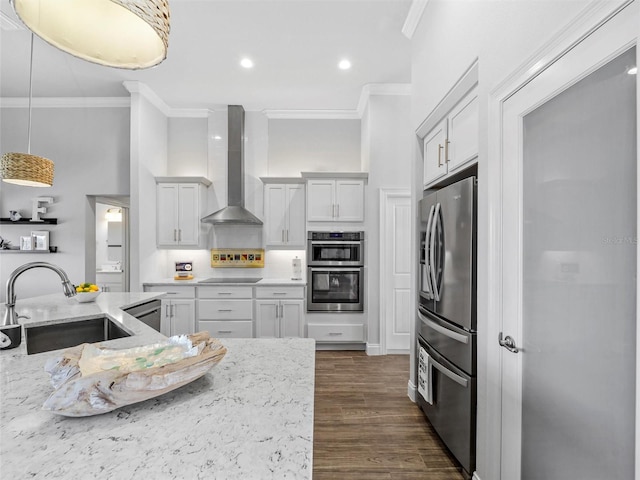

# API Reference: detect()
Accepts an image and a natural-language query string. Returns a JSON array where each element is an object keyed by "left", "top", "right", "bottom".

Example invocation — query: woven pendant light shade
[
  {"left": 1, "top": 152, "right": 54, "bottom": 187},
  {"left": 11, "top": 0, "right": 170, "bottom": 70}
]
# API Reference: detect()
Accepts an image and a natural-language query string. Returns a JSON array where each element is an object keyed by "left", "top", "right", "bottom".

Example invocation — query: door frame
[
  {"left": 485, "top": 1, "right": 638, "bottom": 478},
  {"left": 379, "top": 188, "right": 411, "bottom": 355}
]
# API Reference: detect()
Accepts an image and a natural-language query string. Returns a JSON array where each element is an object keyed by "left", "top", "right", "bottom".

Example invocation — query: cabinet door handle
[
  {"left": 438, "top": 144, "right": 444, "bottom": 167},
  {"left": 217, "top": 292, "right": 233, "bottom": 295},
  {"left": 178, "top": 229, "right": 182, "bottom": 242},
  {"left": 171, "top": 304, "right": 175, "bottom": 317},
  {"left": 282, "top": 229, "right": 285, "bottom": 242},
  {"left": 285, "top": 229, "right": 289, "bottom": 243},
  {"left": 336, "top": 204, "right": 339, "bottom": 218},
  {"left": 218, "top": 309, "right": 232, "bottom": 312},
  {"left": 218, "top": 330, "right": 232, "bottom": 334},
  {"left": 174, "top": 229, "right": 177, "bottom": 241},
  {"left": 273, "top": 292, "right": 287, "bottom": 295},
  {"left": 165, "top": 305, "right": 170, "bottom": 317},
  {"left": 445, "top": 139, "right": 450, "bottom": 163},
  {"left": 165, "top": 292, "right": 177, "bottom": 295},
  {"left": 328, "top": 332, "right": 343, "bottom": 336},
  {"left": 280, "top": 304, "right": 284, "bottom": 318}
]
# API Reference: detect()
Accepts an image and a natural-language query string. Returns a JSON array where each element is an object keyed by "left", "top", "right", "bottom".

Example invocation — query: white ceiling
[{"left": 0, "top": 0, "right": 413, "bottom": 111}]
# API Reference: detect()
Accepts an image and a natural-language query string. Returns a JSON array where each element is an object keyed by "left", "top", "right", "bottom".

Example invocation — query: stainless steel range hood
[{"left": 201, "top": 105, "right": 263, "bottom": 225}]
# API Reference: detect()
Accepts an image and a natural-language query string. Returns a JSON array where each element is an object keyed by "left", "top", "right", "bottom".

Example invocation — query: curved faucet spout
[{"left": 3, "top": 262, "right": 77, "bottom": 327}]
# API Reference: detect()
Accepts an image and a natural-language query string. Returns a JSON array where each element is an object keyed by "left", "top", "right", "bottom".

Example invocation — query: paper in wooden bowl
[
  {"left": 75, "top": 291, "right": 101, "bottom": 303},
  {"left": 42, "top": 331, "right": 227, "bottom": 417}
]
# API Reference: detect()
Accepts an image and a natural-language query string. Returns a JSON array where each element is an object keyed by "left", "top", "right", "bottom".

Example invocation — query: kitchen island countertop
[{"left": 0, "top": 293, "right": 315, "bottom": 479}]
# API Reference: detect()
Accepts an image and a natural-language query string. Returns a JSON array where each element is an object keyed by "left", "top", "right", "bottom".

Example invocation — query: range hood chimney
[{"left": 201, "top": 105, "right": 263, "bottom": 225}]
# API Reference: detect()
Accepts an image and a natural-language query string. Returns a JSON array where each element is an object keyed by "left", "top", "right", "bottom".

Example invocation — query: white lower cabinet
[
  {"left": 197, "top": 286, "right": 253, "bottom": 338},
  {"left": 143, "top": 285, "right": 196, "bottom": 336},
  {"left": 96, "top": 272, "right": 123, "bottom": 292},
  {"left": 255, "top": 286, "right": 304, "bottom": 338},
  {"left": 307, "top": 323, "right": 364, "bottom": 342},
  {"left": 161, "top": 299, "right": 196, "bottom": 336}
]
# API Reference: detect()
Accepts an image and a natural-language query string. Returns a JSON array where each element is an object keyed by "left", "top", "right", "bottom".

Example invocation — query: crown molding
[
  {"left": 0, "top": 97, "right": 130, "bottom": 108},
  {"left": 0, "top": 11, "right": 24, "bottom": 31},
  {"left": 402, "top": 0, "right": 429, "bottom": 39},
  {"left": 263, "top": 109, "right": 361, "bottom": 120},
  {"left": 169, "top": 108, "right": 210, "bottom": 118},
  {"left": 123, "top": 80, "right": 171, "bottom": 116},
  {"left": 356, "top": 83, "right": 412, "bottom": 117}
]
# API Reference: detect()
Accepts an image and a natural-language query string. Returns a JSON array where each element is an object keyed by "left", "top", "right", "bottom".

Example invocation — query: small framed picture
[
  {"left": 31, "top": 230, "right": 49, "bottom": 251},
  {"left": 20, "top": 236, "right": 33, "bottom": 251}
]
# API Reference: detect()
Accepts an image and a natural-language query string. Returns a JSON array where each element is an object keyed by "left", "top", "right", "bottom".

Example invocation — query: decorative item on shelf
[
  {"left": 9, "top": 210, "right": 22, "bottom": 221},
  {"left": 0, "top": 34, "right": 53, "bottom": 187},
  {"left": 31, "top": 230, "right": 49, "bottom": 250},
  {"left": 31, "top": 196, "right": 53, "bottom": 222},
  {"left": 20, "top": 236, "right": 33, "bottom": 251},
  {"left": 175, "top": 261, "right": 194, "bottom": 280},
  {"left": 11, "top": 0, "right": 171, "bottom": 70},
  {"left": 0, "top": 236, "right": 12, "bottom": 250}
]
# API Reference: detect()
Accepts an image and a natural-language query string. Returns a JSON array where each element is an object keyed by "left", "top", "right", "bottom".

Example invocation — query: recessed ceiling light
[
  {"left": 213, "top": 135, "right": 222, "bottom": 140},
  {"left": 338, "top": 59, "right": 351, "bottom": 70},
  {"left": 627, "top": 66, "right": 637, "bottom": 75},
  {"left": 240, "top": 58, "right": 254, "bottom": 69}
]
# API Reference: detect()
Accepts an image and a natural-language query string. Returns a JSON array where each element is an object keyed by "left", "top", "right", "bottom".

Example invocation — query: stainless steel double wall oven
[{"left": 307, "top": 231, "right": 364, "bottom": 312}]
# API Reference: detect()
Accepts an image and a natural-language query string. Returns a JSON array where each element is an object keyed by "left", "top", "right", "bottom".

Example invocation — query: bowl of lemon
[{"left": 75, "top": 283, "right": 101, "bottom": 303}]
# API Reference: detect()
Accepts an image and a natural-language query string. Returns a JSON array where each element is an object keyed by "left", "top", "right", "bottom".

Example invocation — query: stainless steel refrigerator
[{"left": 416, "top": 176, "right": 477, "bottom": 476}]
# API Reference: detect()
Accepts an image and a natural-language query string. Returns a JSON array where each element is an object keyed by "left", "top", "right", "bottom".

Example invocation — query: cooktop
[{"left": 197, "top": 278, "right": 262, "bottom": 284}]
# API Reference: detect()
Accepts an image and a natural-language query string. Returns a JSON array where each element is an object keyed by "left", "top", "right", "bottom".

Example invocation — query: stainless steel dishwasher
[{"left": 123, "top": 299, "right": 162, "bottom": 332}]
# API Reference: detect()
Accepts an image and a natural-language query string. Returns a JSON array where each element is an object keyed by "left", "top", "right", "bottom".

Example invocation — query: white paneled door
[
  {"left": 497, "top": 3, "right": 638, "bottom": 479},
  {"left": 380, "top": 190, "right": 411, "bottom": 353}
]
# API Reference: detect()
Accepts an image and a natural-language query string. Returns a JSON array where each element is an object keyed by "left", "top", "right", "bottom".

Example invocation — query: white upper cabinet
[
  {"left": 156, "top": 177, "right": 211, "bottom": 248},
  {"left": 305, "top": 174, "right": 367, "bottom": 223},
  {"left": 447, "top": 90, "right": 479, "bottom": 172},
  {"left": 423, "top": 119, "right": 449, "bottom": 187},
  {"left": 418, "top": 62, "right": 479, "bottom": 189},
  {"left": 262, "top": 179, "right": 306, "bottom": 247}
]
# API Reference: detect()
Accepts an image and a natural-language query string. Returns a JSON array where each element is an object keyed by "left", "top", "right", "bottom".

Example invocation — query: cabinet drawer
[
  {"left": 307, "top": 323, "right": 364, "bottom": 342},
  {"left": 197, "top": 286, "right": 253, "bottom": 299},
  {"left": 255, "top": 286, "right": 304, "bottom": 299},
  {"left": 144, "top": 285, "right": 195, "bottom": 299},
  {"left": 199, "top": 299, "right": 253, "bottom": 320},
  {"left": 198, "top": 320, "right": 253, "bottom": 338}
]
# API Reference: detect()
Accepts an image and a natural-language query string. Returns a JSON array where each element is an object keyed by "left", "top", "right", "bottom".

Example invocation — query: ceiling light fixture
[
  {"left": 338, "top": 59, "right": 352, "bottom": 70},
  {"left": 240, "top": 58, "right": 254, "bottom": 69},
  {"left": 105, "top": 208, "right": 122, "bottom": 222},
  {"left": 0, "top": 33, "right": 53, "bottom": 187},
  {"left": 10, "top": 0, "right": 170, "bottom": 70}
]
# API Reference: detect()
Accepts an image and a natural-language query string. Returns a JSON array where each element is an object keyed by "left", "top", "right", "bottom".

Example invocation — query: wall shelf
[
  {"left": 0, "top": 218, "right": 58, "bottom": 225},
  {"left": 0, "top": 249, "right": 57, "bottom": 254}
]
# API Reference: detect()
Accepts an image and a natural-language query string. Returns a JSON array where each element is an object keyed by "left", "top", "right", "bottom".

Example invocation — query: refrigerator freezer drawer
[
  {"left": 417, "top": 337, "right": 476, "bottom": 476},
  {"left": 418, "top": 306, "right": 476, "bottom": 375}
]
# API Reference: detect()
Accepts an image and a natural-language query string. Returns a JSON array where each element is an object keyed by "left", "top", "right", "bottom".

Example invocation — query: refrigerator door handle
[
  {"left": 423, "top": 204, "right": 436, "bottom": 297},
  {"left": 418, "top": 310, "right": 469, "bottom": 344},
  {"left": 430, "top": 202, "right": 441, "bottom": 301},
  {"left": 430, "top": 356, "right": 469, "bottom": 388}
]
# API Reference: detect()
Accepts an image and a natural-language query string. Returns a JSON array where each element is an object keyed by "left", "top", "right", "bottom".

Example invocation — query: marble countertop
[
  {"left": 143, "top": 278, "right": 306, "bottom": 287},
  {"left": 0, "top": 293, "right": 315, "bottom": 479}
]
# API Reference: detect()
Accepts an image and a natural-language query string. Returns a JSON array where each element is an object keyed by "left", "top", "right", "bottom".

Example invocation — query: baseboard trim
[
  {"left": 366, "top": 343, "right": 381, "bottom": 355},
  {"left": 407, "top": 379, "right": 417, "bottom": 402}
]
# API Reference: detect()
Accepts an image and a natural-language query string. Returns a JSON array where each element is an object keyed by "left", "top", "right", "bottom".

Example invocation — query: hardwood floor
[{"left": 313, "top": 351, "right": 465, "bottom": 480}]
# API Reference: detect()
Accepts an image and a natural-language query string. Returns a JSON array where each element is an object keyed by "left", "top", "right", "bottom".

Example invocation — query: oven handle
[
  {"left": 310, "top": 241, "right": 363, "bottom": 245},
  {"left": 430, "top": 356, "right": 468, "bottom": 388},
  {"left": 309, "top": 267, "right": 363, "bottom": 272},
  {"left": 418, "top": 309, "right": 468, "bottom": 344}
]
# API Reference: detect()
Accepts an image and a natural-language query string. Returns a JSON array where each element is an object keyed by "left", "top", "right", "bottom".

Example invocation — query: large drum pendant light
[
  {"left": 0, "top": 34, "right": 53, "bottom": 187},
  {"left": 11, "top": 0, "right": 170, "bottom": 70}
]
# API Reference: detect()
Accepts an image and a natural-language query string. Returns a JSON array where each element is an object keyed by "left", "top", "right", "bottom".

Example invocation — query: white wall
[
  {"left": 268, "top": 118, "right": 361, "bottom": 174},
  {"left": 168, "top": 117, "right": 208, "bottom": 176},
  {"left": 361, "top": 93, "right": 412, "bottom": 348},
  {"left": 410, "top": 1, "right": 592, "bottom": 478},
  {"left": 0, "top": 106, "right": 129, "bottom": 302},
  {"left": 129, "top": 92, "right": 169, "bottom": 290}
]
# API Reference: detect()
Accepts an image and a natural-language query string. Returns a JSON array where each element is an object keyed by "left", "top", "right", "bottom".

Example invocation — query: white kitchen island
[{"left": 0, "top": 293, "right": 315, "bottom": 479}]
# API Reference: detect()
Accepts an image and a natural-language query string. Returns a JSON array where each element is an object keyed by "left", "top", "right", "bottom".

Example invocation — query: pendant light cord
[{"left": 27, "top": 33, "right": 34, "bottom": 154}]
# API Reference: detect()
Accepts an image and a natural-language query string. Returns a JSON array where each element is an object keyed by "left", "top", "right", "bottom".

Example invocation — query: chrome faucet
[{"left": 3, "top": 262, "right": 76, "bottom": 327}]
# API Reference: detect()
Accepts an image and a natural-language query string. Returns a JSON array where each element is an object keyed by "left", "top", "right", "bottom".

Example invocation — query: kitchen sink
[{"left": 24, "top": 316, "right": 132, "bottom": 355}]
